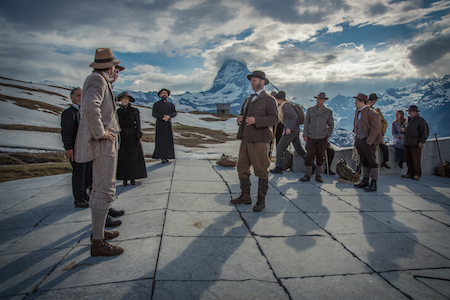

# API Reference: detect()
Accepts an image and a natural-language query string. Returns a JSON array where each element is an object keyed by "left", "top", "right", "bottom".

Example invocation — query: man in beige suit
[{"left": 75, "top": 48, "right": 124, "bottom": 256}]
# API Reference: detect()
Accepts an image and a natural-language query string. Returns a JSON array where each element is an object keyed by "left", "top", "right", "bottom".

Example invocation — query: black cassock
[
  {"left": 116, "top": 104, "right": 147, "bottom": 180},
  {"left": 152, "top": 99, "right": 177, "bottom": 159}
]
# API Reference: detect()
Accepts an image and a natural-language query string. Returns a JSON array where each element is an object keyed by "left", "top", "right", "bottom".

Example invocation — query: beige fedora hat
[{"left": 89, "top": 48, "right": 121, "bottom": 69}]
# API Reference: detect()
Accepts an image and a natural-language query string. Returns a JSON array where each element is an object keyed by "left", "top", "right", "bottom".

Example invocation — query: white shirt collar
[{"left": 71, "top": 103, "right": 80, "bottom": 110}]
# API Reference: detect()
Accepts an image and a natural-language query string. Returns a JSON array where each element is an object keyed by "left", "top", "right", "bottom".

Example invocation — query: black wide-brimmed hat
[
  {"left": 247, "top": 70, "right": 269, "bottom": 85},
  {"left": 368, "top": 93, "right": 380, "bottom": 101},
  {"left": 406, "top": 105, "right": 420, "bottom": 112},
  {"left": 314, "top": 92, "right": 329, "bottom": 100},
  {"left": 117, "top": 91, "right": 135, "bottom": 102},
  {"left": 275, "top": 91, "right": 286, "bottom": 99},
  {"left": 158, "top": 88, "right": 171, "bottom": 97},
  {"left": 353, "top": 93, "right": 368, "bottom": 103}
]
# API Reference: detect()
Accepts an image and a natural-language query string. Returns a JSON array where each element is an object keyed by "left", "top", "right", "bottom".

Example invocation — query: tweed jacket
[
  {"left": 237, "top": 90, "right": 278, "bottom": 143},
  {"left": 353, "top": 106, "right": 382, "bottom": 146},
  {"left": 303, "top": 105, "right": 334, "bottom": 139},
  {"left": 401, "top": 114, "right": 429, "bottom": 147},
  {"left": 74, "top": 72, "right": 119, "bottom": 163}
]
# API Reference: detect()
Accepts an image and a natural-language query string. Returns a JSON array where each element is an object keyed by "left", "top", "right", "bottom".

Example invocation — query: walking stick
[
  {"left": 325, "top": 148, "right": 329, "bottom": 175},
  {"left": 377, "top": 144, "right": 381, "bottom": 175},
  {"left": 434, "top": 133, "right": 447, "bottom": 176}
]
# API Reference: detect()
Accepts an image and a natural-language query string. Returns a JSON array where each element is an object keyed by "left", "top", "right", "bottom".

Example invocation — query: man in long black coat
[
  {"left": 61, "top": 87, "right": 92, "bottom": 208},
  {"left": 152, "top": 88, "right": 177, "bottom": 163}
]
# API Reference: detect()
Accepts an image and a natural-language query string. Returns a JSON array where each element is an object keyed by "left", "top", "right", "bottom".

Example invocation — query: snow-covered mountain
[
  {"left": 127, "top": 60, "right": 280, "bottom": 114},
  {"left": 327, "top": 75, "right": 450, "bottom": 142}
]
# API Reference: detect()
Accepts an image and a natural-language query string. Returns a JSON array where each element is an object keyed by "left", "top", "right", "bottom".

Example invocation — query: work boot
[
  {"left": 300, "top": 165, "right": 312, "bottom": 182},
  {"left": 381, "top": 162, "right": 391, "bottom": 169},
  {"left": 253, "top": 193, "right": 266, "bottom": 211},
  {"left": 123, "top": 180, "right": 128, "bottom": 186},
  {"left": 108, "top": 207, "right": 125, "bottom": 217},
  {"left": 74, "top": 200, "right": 89, "bottom": 208},
  {"left": 354, "top": 177, "right": 369, "bottom": 188},
  {"left": 105, "top": 216, "right": 122, "bottom": 227},
  {"left": 270, "top": 156, "right": 284, "bottom": 174},
  {"left": 315, "top": 165, "right": 323, "bottom": 182},
  {"left": 90, "top": 230, "right": 120, "bottom": 241},
  {"left": 231, "top": 176, "right": 252, "bottom": 204},
  {"left": 91, "top": 239, "right": 124, "bottom": 257},
  {"left": 364, "top": 179, "right": 377, "bottom": 192},
  {"left": 230, "top": 193, "right": 252, "bottom": 204}
]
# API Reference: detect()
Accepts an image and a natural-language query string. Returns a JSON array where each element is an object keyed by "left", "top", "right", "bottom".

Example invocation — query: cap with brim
[
  {"left": 117, "top": 91, "right": 135, "bottom": 102},
  {"left": 247, "top": 70, "right": 269, "bottom": 85},
  {"left": 368, "top": 93, "right": 380, "bottom": 101},
  {"left": 353, "top": 93, "right": 368, "bottom": 102},
  {"left": 406, "top": 105, "right": 420, "bottom": 112},
  {"left": 89, "top": 48, "right": 121, "bottom": 69},
  {"left": 275, "top": 91, "right": 286, "bottom": 99},
  {"left": 314, "top": 92, "right": 328, "bottom": 100}
]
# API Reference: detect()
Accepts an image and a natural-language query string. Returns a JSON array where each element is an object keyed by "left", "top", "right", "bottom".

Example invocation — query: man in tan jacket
[
  {"left": 231, "top": 71, "right": 278, "bottom": 211},
  {"left": 353, "top": 93, "right": 382, "bottom": 192},
  {"left": 75, "top": 48, "right": 124, "bottom": 256}
]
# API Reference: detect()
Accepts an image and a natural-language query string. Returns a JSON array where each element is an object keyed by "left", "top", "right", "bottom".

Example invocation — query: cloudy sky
[{"left": 1, "top": 0, "right": 449, "bottom": 100}]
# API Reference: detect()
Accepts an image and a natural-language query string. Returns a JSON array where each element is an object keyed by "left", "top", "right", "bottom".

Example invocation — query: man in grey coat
[
  {"left": 300, "top": 92, "right": 334, "bottom": 182},
  {"left": 231, "top": 71, "right": 278, "bottom": 211},
  {"left": 75, "top": 48, "right": 124, "bottom": 257},
  {"left": 270, "top": 91, "right": 306, "bottom": 174}
]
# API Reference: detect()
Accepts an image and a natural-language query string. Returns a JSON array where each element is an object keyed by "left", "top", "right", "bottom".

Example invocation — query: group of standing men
[{"left": 232, "top": 70, "right": 429, "bottom": 212}]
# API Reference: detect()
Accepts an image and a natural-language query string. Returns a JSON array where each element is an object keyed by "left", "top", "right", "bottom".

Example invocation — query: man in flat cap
[
  {"left": 231, "top": 71, "right": 278, "bottom": 211},
  {"left": 352, "top": 93, "right": 382, "bottom": 192},
  {"left": 152, "top": 88, "right": 177, "bottom": 163},
  {"left": 300, "top": 92, "right": 334, "bottom": 183},
  {"left": 270, "top": 91, "right": 306, "bottom": 174},
  {"left": 400, "top": 105, "right": 429, "bottom": 180},
  {"left": 75, "top": 48, "right": 124, "bottom": 256}
]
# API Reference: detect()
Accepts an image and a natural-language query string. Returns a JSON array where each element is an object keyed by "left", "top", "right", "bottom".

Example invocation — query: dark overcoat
[
  {"left": 402, "top": 114, "right": 429, "bottom": 147},
  {"left": 116, "top": 104, "right": 147, "bottom": 180},
  {"left": 152, "top": 99, "right": 177, "bottom": 159}
]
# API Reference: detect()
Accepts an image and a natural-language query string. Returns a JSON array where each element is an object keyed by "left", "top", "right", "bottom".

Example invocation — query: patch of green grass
[{"left": 0, "top": 162, "right": 72, "bottom": 182}]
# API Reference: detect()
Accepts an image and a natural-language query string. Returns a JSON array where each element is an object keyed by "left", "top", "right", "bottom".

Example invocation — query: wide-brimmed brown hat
[
  {"left": 158, "top": 88, "right": 171, "bottom": 97},
  {"left": 89, "top": 48, "right": 121, "bottom": 69},
  {"left": 353, "top": 93, "right": 368, "bottom": 103},
  {"left": 274, "top": 91, "right": 286, "bottom": 100},
  {"left": 117, "top": 91, "right": 135, "bottom": 102},
  {"left": 247, "top": 70, "right": 269, "bottom": 85},
  {"left": 406, "top": 105, "right": 420, "bottom": 112},
  {"left": 368, "top": 93, "right": 380, "bottom": 101},
  {"left": 314, "top": 92, "right": 328, "bottom": 100}
]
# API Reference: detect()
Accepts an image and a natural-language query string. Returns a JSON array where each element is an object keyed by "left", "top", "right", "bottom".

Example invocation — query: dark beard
[{"left": 253, "top": 82, "right": 263, "bottom": 91}]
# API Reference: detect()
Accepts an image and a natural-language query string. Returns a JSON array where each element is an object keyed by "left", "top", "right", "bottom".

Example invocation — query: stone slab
[
  {"left": 241, "top": 212, "right": 329, "bottom": 236},
  {"left": 5, "top": 194, "right": 71, "bottom": 213},
  {"left": 0, "top": 208, "right": 54, "bottom": 230},
  {"left": 402, "top": 232, "right": 450, "bottom": 259},
  {"left": 288, "top": 194, "right": 358, "bottom": 212},
  {"left": 282, "top": 273, "right": 408, "bottom": 300},
  {"left": 389, "top": 195, "right": 450, "bottom": 211},
  {"left": 2, "top": 221, "right": 90, "bottom": 255},
  {"left": 28, "top": 279, "right": 153, "bottom": 300},
  {"left": 168, "top": 192, "right": 235, "bottom": 212},
  {"left": 118, "top": 180, "right": 171, "bottom": 197},
  {"left": 380, "top": 269, "right": 450, "bottom": 300},
  {"left": 336, "top": 232, "right": 450, "bottom": 272},
  {"left": 366, "top": 211, "right": 450, "bottom": 233},
  {"left": 163, "top": 210, "right": 249, "bottom": 237},
  {"left": 115, "top": 192, "right": 169, "bottom": 213},
  {"left": 153, "top": 279, "right": 289, "bottom": 300},
  {"left": 171, "top": 180, "right": 229, "bottom": 194},
  {"left": 156, "top": 236, "right": 276, "bottom": 281},
  {"left": 38, "top": 238, "right": 160, "bottom": 291},
  {"left": 339, "top": 195, "right": 412, "bottom": 212},
  {"left": 307, "top": 211, "right": 396, "bottom": 234},
  {"left": 0, "top": 249, "right": 71, "bottom": 297},
  {"left": 256, "top": 236, "right": 371, "bottom": 277}
]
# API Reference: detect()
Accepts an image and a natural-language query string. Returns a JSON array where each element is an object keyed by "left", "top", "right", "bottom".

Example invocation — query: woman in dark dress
[
  {"left": 116, "top": 91, "right": 147, "bottom": 186},
  {"left": 152, "top": 88, "right": 177, "bottom": 163}
]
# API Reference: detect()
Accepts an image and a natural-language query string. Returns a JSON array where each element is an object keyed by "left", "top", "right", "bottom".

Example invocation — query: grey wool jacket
[{"left": 303, "top": 105, "right": 334, "bottom": 139}]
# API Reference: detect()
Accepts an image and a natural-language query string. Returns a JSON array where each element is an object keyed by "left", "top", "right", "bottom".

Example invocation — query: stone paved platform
[{"left": 0, "top": 159, "right": 449, "bottom": 299}]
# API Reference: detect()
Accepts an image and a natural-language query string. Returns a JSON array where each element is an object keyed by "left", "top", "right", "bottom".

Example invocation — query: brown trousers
[
  {"left": 90, "top": 139, "right": 118, "bottom": 210},
  {"left": 237, "top": 140, "right": 270, "bottom": 179},
  {"left": 304, "top": 137, "right": 327, "bottom": 166},
  {"left": 355, "top": 137, "right": 378, "bottom": 169},
  {"left": 404, "top": 145, "right": 422, "bottom": 177}
]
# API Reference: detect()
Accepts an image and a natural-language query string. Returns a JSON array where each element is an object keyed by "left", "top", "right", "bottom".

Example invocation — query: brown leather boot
[
  {"left": 230, "top": 193, "right": 252, "bottom": 204},
  {"left": 90, "top": 230, "right": 119, "bottom": 241},
  {"left": 253, "top": 193, "right": 265, "bottom": 211},
  {"left": 91, "top": 239, "right": 124, "bottom": 257}
]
